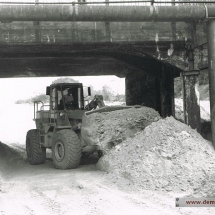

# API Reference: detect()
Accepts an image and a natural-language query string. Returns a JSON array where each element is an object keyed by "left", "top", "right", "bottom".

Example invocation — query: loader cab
[{"left": 47, "top": 83, "right": 85, "bottom": 111}]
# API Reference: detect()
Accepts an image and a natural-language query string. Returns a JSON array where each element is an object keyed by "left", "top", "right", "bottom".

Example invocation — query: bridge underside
[{"left": 0, "top": 42, "right": 182, "bottom": 78}]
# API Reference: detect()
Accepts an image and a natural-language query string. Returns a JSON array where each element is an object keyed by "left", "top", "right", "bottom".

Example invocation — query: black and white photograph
[{"left": 0, "top": 0, "right": 215, "bottom": 214}]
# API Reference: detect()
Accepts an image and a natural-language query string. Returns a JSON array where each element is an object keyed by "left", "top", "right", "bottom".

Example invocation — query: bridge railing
[{"left": 0, "top": 0, "right": 215, "bottom": 6}]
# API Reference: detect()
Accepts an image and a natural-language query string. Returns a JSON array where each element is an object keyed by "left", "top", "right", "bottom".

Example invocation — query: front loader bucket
[{"left": 85, "top": 105, "right": 141, "bottom": 115}]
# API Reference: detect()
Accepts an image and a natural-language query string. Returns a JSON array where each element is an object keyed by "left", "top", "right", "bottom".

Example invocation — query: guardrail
[{"left": 0, "top": 0, "right": 215, "bottom": 6}]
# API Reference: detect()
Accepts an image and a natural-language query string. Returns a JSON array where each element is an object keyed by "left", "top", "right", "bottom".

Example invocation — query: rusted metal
[
  {"left": 207, "top": 20, "right": 215, "bottom": 148},
  {"left": 0, "top": 5, "right": 212, "bottom": 22},
  {"left": 183, "top": 70, "right": 200, "bottom": 76}
]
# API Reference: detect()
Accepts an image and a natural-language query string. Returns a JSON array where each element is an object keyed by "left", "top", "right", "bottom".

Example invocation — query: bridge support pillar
[
  {"left": 125, "top": 71, "right": 175, "bottom": 118},
  {"left": 125, "top": 72, "right": 156, "bottom": 108},
  {"left": 157, "top": 67, "right": 175, "bottom": 118},
  {"left": 207, "top": 20, "right": 215, "bottom": 148},
  {"left": 182, "top": 44, "right": 201, "bottom": 133},
  {"left": 182, "top": 70, "right": 201, "bottom": 133}
]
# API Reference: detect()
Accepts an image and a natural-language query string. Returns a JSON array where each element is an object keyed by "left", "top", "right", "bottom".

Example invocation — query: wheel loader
[{"left": 26, "top": 82, "right": 105, "bottom": 169}]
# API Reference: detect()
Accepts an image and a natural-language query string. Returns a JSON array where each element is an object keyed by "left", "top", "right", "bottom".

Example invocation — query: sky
[{"left": 0, "top": 75, "right": 125, "bottom": 103}]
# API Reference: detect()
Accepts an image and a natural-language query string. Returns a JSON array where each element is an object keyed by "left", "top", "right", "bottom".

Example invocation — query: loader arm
[{"left": 85, "top": 95, "right": 105, "bottom": 110}]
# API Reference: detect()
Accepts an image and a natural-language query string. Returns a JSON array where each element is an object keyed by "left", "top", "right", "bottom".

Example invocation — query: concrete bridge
[{"left": 0, "top": 1, "right": 215, "bottom": 146}]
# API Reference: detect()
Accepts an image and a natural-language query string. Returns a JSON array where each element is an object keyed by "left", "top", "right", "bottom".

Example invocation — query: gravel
[
  {"left": 96, "top": 117, "right": 215, "bottom": 197},
  {"left": 81, "top": 106, "right": 161, "bottom": 152}
]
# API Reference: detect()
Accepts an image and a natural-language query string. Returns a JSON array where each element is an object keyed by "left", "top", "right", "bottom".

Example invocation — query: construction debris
[
  {"left": 81, "top": 106, "right": 161, "bottom": 151},
  {"left": 96, "top": 117, "right": 215, "bottom": 197}
]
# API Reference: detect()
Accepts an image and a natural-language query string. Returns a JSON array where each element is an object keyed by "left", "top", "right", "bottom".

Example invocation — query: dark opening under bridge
[{"left": 0, "top": 1, "right": 215, "bottom": 146}]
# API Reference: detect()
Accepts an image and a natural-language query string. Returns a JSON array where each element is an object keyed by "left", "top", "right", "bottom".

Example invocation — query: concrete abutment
[{"left": 125, "top": 69, "right": 175, "bottom": 118}]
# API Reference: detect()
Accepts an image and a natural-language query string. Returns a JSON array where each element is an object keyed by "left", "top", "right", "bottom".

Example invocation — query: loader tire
[
  {"left": 26, "top": 129, "right": 46, "bottom": 165},
  {"left": 52, "top": 129, "right": 81, "bottom": 169}
]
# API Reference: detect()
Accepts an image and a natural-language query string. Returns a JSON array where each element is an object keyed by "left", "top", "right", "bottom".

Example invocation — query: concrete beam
[{"left": 0, "top": 5, "right": 212, "bottom": 22}]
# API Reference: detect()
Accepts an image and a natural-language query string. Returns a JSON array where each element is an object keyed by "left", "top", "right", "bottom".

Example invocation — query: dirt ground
[
  {"left": 0, "top": 141, "right": 214, "bottom": 215},
  {"left": 0, "top": 104, "right": 215, "bottom": 215}
]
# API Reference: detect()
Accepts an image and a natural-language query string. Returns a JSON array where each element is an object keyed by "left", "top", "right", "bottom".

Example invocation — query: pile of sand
[
  {"left": 0, "top": 141, "right": 26, "bottom": 179},
  {"left": 97, "top": 117, "right": 215, "bottom": 197},
  {"left": 81, "top": 106, "right": 161, "bottom": 152}
]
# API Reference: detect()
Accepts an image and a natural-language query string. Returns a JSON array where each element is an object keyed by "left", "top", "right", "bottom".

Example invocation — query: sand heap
[
  {"left": 97, "top": 117, "right": 215, "bottom": 197},
  {"left": 0, "top": 142, "right": 13, "bottom": 184},
  {"left": 0, "top": 141, "right": 26, "bottom": 180},
  {"left": 81, "top": 106, "right": 161, "bottom": 151}
]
